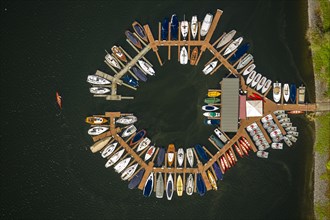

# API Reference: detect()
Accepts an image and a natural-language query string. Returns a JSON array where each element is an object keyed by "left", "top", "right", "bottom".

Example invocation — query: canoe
[
  {"left": 200, "top": 13, "right": 213, "bottom": 37},
  {"left": 116, "top": 115, "right": 137, "bottom": 125},
  {"left": 156, "top": 173, "right": 164, "bottom": 198},
  {"left": 204, "top": 97, "right": 220, "bottom": 104},
  {"left": 88, "top": 126, "right": 109, "bottom": 136},
  {"left": 132, "top": 21, "right": 148, "bottom": 42},
  {"left": 114, "top": 157, "right": 131, "bottom": 173},
  {"left": 144, "top": 145, "right": 156, "bottom": 161},
  {"left": 161, "top": 17, "right": 169, "bottom": 40},
  {"left": 90, "top": 136, "right": 112, "bottom": 153},
  {"left": 208, "top": 91, "right": 221, "bottom": 97},
  {"left": 216, "top": 30, "right": 236, "bottom": 49},
  {"left": 104, "top": 51, "right": 121, "bottom": 69},
  {"left": 111, "top": 46, "right": 127, "bottom": 63},
  {"left": 186, "top": 148, "right": 194, "bottom": 167},
  {"left": 129, "top": 129, "right": 146, "bottom": 146},
  {"left": 121, "top": 125, "right": 137, "bottom": 138},
  {"left": 196, "top": 174, "right": 206, "bottom": 196},
  {"left": 202, "top": 105, "right": 219, "bottom": 111},
  {"left": 167, "top": 144, "right": 175, "bottom": 167},
  {"left": 229, "top": 43, "right": 250, "bottom": 62},
  {"left": 128, "top": 168, "right": 145, "bottom": 189},
  {"left": 121, "top": 163, "right": 139, "bottom": 181},
  {"left": 180, "top": 18, "right": 188, "bottom": 39},
  {"left": 101, "top": 142, "right": 118, "bottom": 158},
  {"left": 87, "top": 75, "right": 111, "bottom": 85},
  {"left": 223, "top": 37, "right": 243, "bottom": 56},
  {"left": 203, "top": 61, "right": 218, "bottom": 75},
  {"left": 125, "top": 30, "right": 142, "bottom": 49},
  {"left": 242, "top": 63, "right": 256, "bottom": 76},
  {"left": 180, "top": 47, "right": 188, "bottom": 65},
  {"left": 136, "top": 137, "right": 151, "bottom": 152},
  {"left": 132, "top": 66, "right": 148, "bottom": 82},
  {"left": 283, "top": 83, "right": 290, "bottom": 102},
  {"left": 105, "top": 149, "right": 125, "bottom": 168},
  {"left": 156, "top": 147, "right": 165, "bottom": 167},
  {"left": 166, "top": 173, "right": 174, "bottom": 200},
  {"left": 85, "top": 116, "right": 108, "bottom": 125},
  {"left": 186, "top": 174, "right": 194, "bottom": 195},
  {"left": 220, "top": 157, "right": 226, "bottom": 172},
  {"left": 203, "top": 112, "right": 220, "bottom": 118},
  {"left": 237, "top": 54, "right": 253, "bottom": 69},
  {"left": 261, "top": 79, "right": 272, "bottom": 94},
  {"left": 212, "top": 162, "right": 223, "bottom": 180},
  {"left": 273, "top": 82, "right": 282, "bottom": 103},
  {"left": 234, "top": 143, "right": 243, "bottom": 158},
  {"left": 123, "top": 75, "right": 139, "bottom": 87},
  {"left": 251, "top": 73, "right": 262, "bottom": 88},
  {"left": 143, "top": 172, "right": 154, "bottom": 197},
  {"left": 195, "top": 144, "right": 208, "bottom": 164},
  {"left": 190, "top": 47, "right": 198, "bottom": 65},
  {"left": 246, "top": 71, "right": 256, "bottom": 85},
  {"left": 170, "top": 14, "right": 179, "bottom": 40},
  {"left": 256, "top": 76, "right": 267, "bottom": 91},
  {"left": 89, "top": 87, "right": 111, "bottom": 94},
  {"left": 177, "top": 148, "right": 184, "bottom": 167},
  {"left": 207, "top": 170, "right": 217, "bottom": 190},
  {"left": 176, "top": 175, "right": 183, "bottom": 197},
  {"left": 190, "top": 15, "right": 198, "bottom": 39},
  {"left": 138, "top": 60, "right": 155, "bottom": 76}
]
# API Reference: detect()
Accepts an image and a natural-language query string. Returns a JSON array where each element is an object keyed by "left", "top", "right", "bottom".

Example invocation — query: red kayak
[{"left": 56, "top": 92, "right": 62, "bottom": 109}]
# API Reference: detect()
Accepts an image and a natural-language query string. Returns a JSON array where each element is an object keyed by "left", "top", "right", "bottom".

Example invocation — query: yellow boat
[
  {"left": 207, "top": 170, "right": 218, "bottom": 190},
  {"left": 85, "top": 116, "right": 108, "bottom": 125},
  {"left": 176, "top": 174, "right": 183, "bottom": 196},
  {"left": 167, "top": 144, "right": 175, "bottom": 167},
  {"left": 190, "top": 47, "right": 199, "bottom": 65},
  {"left": 207, "top": 91, "right": 221, "bottom": 97}
]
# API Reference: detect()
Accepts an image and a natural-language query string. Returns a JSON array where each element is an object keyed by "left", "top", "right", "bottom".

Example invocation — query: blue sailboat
[
  {"left": 194, "top": 144, "right": 209, "bottom": 164},
  {"left": 170, "top": 14, "right": 178, "bottom": 40},
  {"left": 122, "top": 75, "right": 139, "bottom": 87},
  {"left": 161, "top": 18, "right": 169, "bottom": 40},
  {"left": 197, "top": 173, "right": 206, "bottom": 196},
  {"left": 229, "top": 43, "right": 250, "bottom": 62},
  {"left": 156, "top": 147, "right": 165, "bottom": 167},
  {"left": 129, "top": 130, "right": 146, "bottom": 146},
  {"left": 143, "top": 173, "right": 154, "bottom": 197},
  {"left": 290, "top": 84, "right": 297, "bottom": 103},
  {"left": 132, "top": 66, "right": 147, "bottom": 82},
  {"left": 128, "top": 168, "right": 145, "bottom": 189},
  {"left": 212, "top": 162, "right": 223, "bottom": 181}
]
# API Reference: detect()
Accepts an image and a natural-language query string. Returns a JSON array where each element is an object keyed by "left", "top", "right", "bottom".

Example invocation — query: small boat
[
  {"left": 203, "top": 61, "right": 218, "bottom": 75},
  {"left": 101, "top": 142, "right": 118, "bottom": 158},
  {"left": 167, "top": 144, "right": 175, "bottom": 167},
  {"left": 180, "top": 16, "right": 188, "bottom": 39},
  {"left": 274, "top": 110, "right": 285, "bottom": 115},
  {"left": 195, "top": 144, "right": 209, "bottom": 164},
  {"left": 203, "top": 112, "right": 220, "bottom": 117},
  {"left": 285, "top": 126, "right": 297, "bottom": 132},
  {"left": 202, "top": 105, "right": 219, "bottom": 111},
  {"left": 196, "top": 174, "right": 206, "bottom": 196},
  {"left": 271, "top": 143, "right": 283, "bottom": 150},
  {"left": 223, "top": 37, "right": 243, "bottom": 56},
  {"left": 125, "top": 30, "right": 142, "bottom": 49},
  {"left": 121, "top": 163, "right": 138, "bottom": 181},
  {"left": 105, "top": 149, "right": 125, "bottom": 168},
  {"left": 241, "top": 137, "right": 251, "bottom": 149},
  {"left": 219, "top": 157, "right": 227, "bottom": 172},
  {"left": 284, "top": 136, "right": 293, "bottom": 147},
  {"left": 122, "top": 75, "right": 139, "bottom": 87},
  {"left": 228, "top": 149, "right": 236, "bottom": 164},
  {"left": 176, "top": 175, "right": 183, "bottom": 196},
  {"left": 282, "top": 122, "right": 292, "bottom": 128},
  {"left": 156, "top": 173, "right": 164, "bottom": 198},
  {"left": 207, "top": 170, "right": 217, "bottom": 190},
  {"left": 276, "top": 113, "right": 288, "bottom": 119},
  {"left": 132, "top": 66, "right": 148, "bottom": 82},
  {"left": 116, "top": 115, "right": 137, "bottom": 125},
  {"left": 111, "top": 46, "right": 127, "bottom": 63},
  {"left": 177, "top": 148, "right": 184, "bottom": 167},
  {"left": 166, "top": 174, "right": 174, "bottom": 200},
  {"left": 200, "top": 13, "right": 213, "bottom": 37},
  {"left": 88, "top": 126, "right": 109, "bottom": 136},
  {"left": 204, "top": 119, "right": 220, "bottom": 125},
  {"left": 283, "top": 83, "right": 290, "bottom": 102},
  {"left": 114, "top": 157, "right": 131, "bottom": 173},
  {"left": 138, "top": 60, "right": 155, "bottom": 76},
  {"left": 251, "top": 73, "right": 262, "bottom": 88},
  {"left": 128, "top": 168, "right": 145, "bottom": 189},
  {"left": 190, "top": 15, "right": 198, "bottom": 39},
  {"left": 256, "top": 77, "right": 267, "bottom": 91},
  {"left": 190, "top": 47, "right": 198, "bottom": 65},
  {"left": 298, "top": 85, "right": 306, "bottom": 104},
  {"left": 136, "top": 137, "right": 151, "bottom": 152},
  {"left": 256, "top": 151, "right": 269, "bottom": 159},
  {"left": 121, "top": 125, "right": 137, "bottom": 138},
  {"left": 89, "top": 87, "right": 111, "bottom": 94},
  {"left": 144, "top": 145, "right": 156, "bottom": 161},
  {"left": 216, "top": 30, "right": 236, "bottom": 49},
  {"left": 143, "top": 173, "right": 154, "bottom": 197},
  {"left": 105, "top": 51, "right": 121, "bottom": 69},
  {"left": 261, "top": 114, "right": 273, "bottom": 123},
  {"left": 242, "top": 63, "right": 256, "bottom": 76},
  {"left": 290, "top": 84, "right": 297, "bottom": 103},
  {"left": 186, "top": 148, "right": 194, "bottom": 167},
  {"left": 204, "top": 98, "right": 220, "bottom": 104},
  {"left": 270, "top": 129, "right": 282, "bottom": 138},
  {"left": 156, "top": 147, "right": 165, "bottom": 167},
  {"left": 129, "top": 130, "right": 146, "bottom": 146},
  {"left": 186, "top": 174, "right": 194, "bottom": 195},
  {"left": 161, "top": 17, "right": 169, "bottom": 40},
  {"left": 132, "top": 21, "right": 148, "bottom": 42},
  {"left": 90, "top": 136, "right": 112, "bottom": 153},
  {"left": 246, "top": 71, "right": 256, "bottom": 85},
  {"left": 273, "top": 81, "right": 282, "bottom": 103},
  {"left": 222, "top": 156, "right": 230, "bottom": 169},
  {"left": 87, "top": 75, "right": 111, "bottom": 85},
  {"left": 85, "top": 116, "right": 108, "bottom": 125},
  {"left": 237, "top": 54, "right": 253, "bottom": 70},
  {"left": 212, "top": 162, "right": 223, "bottom": 180},
  {"left": 214, "top": 128, "right": 228, "bottom": 143},
  {"left": 170, "top": 14, "right": 179, "bottom": 40},
  {"left": 261, "top": 79, "right": 272, "bottom": 94},
  {"left": 210, "top": 135, "right": 225, "bottom": 148},
  {"left": 234, "top": 143, "right": 244, "bottom": 158},
  {"left": 287, "top": 131, "right": 299, "bottom": 137},
  {"left": 180, "top": 47, "right": 188, "bottom": 65},
  {"left": 229, "top": 43, "right": 250, "bottom": 62},
  {"left": 208, "top": 91, "right": 221, "bottom": 97},
  {"left": 226, "top": 152, "right": 234, "bottom": 166},
  {"left": 279, "top": 118, "right": 290, "bottom": 124}
]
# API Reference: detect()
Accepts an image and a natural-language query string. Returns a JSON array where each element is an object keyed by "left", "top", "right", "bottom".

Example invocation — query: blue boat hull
[
  {"left": 195, "top": 144, "right": 209, "bottom": 163},
  {"left": 229, "top": 43, "right": 250, "bottom": 62},
  {"left": 128, "top": 169, "right": 145, "bottom": 189},
  {"left": 161, "top": 18, "right": 169, "bottom": 40},
  {"left": 143, "top": 176, "right": 153, "bottom": 197},
  {"left": 123, "top": 75, "right": 139, "bottom": 87},
  {"left": 170, "top": 15, "right": 178, "bottom": 40},
  {"left": 290, "top": 84, "right": 296, "bottom": 103},
  {"left": 204, "top": 119, "right": 220, "bottom": 125},
  {"left": 130, "top": 130, "right": 146, "bottom": 146},
  {"left": 156, "top": 147, "right": 165, "bottom": 167},
  {"left": 197, "top": 174, "right": 206, "bottom": 196},
  {"left": 212, "top": 163, "right": 223, "bottom": 180},
  {"left": 132, "top": 66, "right": 147, "bottom": 82}
]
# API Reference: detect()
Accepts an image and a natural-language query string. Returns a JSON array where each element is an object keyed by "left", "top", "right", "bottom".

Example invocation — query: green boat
[{"left": 204, "top": 98, "right": 220, "bottom": 104}]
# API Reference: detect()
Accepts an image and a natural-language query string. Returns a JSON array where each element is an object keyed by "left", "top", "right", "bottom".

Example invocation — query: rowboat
[
  {"left": 222, "top": 156, "right": 230, "bottom": 169},
  {"left": 202, "top": 60, "right": 218, "bottom": 75},
  {"left": 161, "top": 17, "right": 169, "bottom": 40},
  {"left": 116, "top": 115, "right": 137, "bottom": 125},
  {"left": 176, "top": 175, "right": 183, "bottom": 196},
  {"left": 123, "top": 75, "right": 139, "bottom": 88},
  {"left": 121, "top": 163, "right": 138, "bottom": 181},
  {"left": 251, "top": 73, "right": 262, "bottom": 88},
  {"left": 85, "top": 116, "right": 108, "bottom": 125},
  {"left": 143, "top": 172, "right": 154, "bottom": 197},
  {"left": 202, "top": 105, "right": 219, "bottom": 112},
  {"left": 105, "top": 149, "right": 125, "bottom": 168},
  {"left": 298, "top": 85, "right": 306, "bottom": 104},
  {"left": 88, "top": 126, "right": 109, "bottom": 136},
  {"left": 220, "top": 157, "right": 226, "bottom": 172},
  {"left": 101, "top": 142, "right": 118, "bottom": 158},
  {"left": 195, "top": 144, "right": 209, "bottom": 164},
  {"left": 242, "top": 63, "right": 256, "bottom": 76},
  {"left": 204, "top": 97, "right": 220, "bottom": 104},
  {"left": 216, "top": 30, "right": 236, "bottom": 49},
  {"left": 190, "top": 47, "right": 198, "bottom": 65},
  {"left": 111, "top": 46, "right": 127, "bottom": 63},
  {"left": 90, "top": 136, "right": 111, "bottom": 153},
  {"left": 125, "top": 30, "right": 142, "bottom": 49},
  {"left": 129, "top": 129, "right": 146, "bottom": 146},
  {"left": 203, "top": 112, "right": 220, "bottom": 118},
  {"left": 200, "top": 13, "right": 213, "bottom": 37},
  {"left": 180, "top": 47, "right": 188, "bottom": 65},
  {"left": 237, "top": 54, "right": 253, "bottom": 69},
  {"left": 207, "top": 170, "right": 217, "bottom": 190},
  {"left": 256, "top": 76, "right": 267, "bottom": 91},
  {"left": 156, "top": 147, "right": 165, "bottom": 167},
  {"left": 212, "top": 162, "right": 223, "bottom": 180},
  {"left": 246, "top": 71, "right": 256, "bottom": 85},
  {"left": 132, "top": 66, "right": 148, "bottom": 82},
  {"left": 121, "top": 125, "right": 137, "bottom": 138},
  {"left": 114, "top": 157, "right": 131, "bottom": 173},
  {"left": 132, "top": 21, "right": 148, "bottom": 42},
  {"left": 208, "top": 91, "right": 221, "bottom": 97},
  {"left": 288, "top": 110, "right": 304, "bottom": 115},
  {"left": 89, "top": 87, "right": 111, "bottom": 94},
  {"left": 186, "top": 174, "right": 194, "bottom": 195},
  {"left": 128, "top": 168, "right": 145, "bottom": 189},
  {"left": 138, "top": 60, "right": 155, "bottom": 76},
  {"left": 177, "top": 148, "right": 184, "bottom": 167},
  {"left": 144, "top": 145, "right": 156, "bottom": 161},
  {"left": 226, "top": 152, "right": 234, "bottom": 166},
  {"left": 196, "top": 174, "right": 206, "bottom": 196},
  {"left": 261, "top": 79, "right": 272, "bottom": 94},
  {"left": 257, "top": 151, "right": 269, "bottom": 159},
  {"left": 273, "top": 81, "right": 282, "bottom": 103},
  {"left": 170, "top": 14, "right": 179, "bottom": 40},
  {"left": 87, "top": 75, "right": 111, "bottom": 85},
  {"left": 156, "top": 173, "right": 164, "bottom": 198},
  {"left": 166, "top": 173, "right": 174, "bottom": 200},
  {"left": 191, "top": 15, "right": 198, "bottom": 39},
  {"left": 223, "top": 37, "right": 243, "bottom": 56},
  {"left": 229, "top": 43, "right": 250, "bottom": 62},
  {"left": 167, "top": 144, "right": 175, "bottom": 167},
  {"left": 180, "top": 16, "right": 188, "bottom": 39},
  {"left": 105, "top": 51, "right": 121, "bottom": 69},
  {"left": 186, "top": 148, "right": 194, "bottom": 167},
  {"left": 271, "top": 143, "right": 283, "bottom": 150},
  {"left": 136, "top": 137, "right": 151, "bottom": 152}
]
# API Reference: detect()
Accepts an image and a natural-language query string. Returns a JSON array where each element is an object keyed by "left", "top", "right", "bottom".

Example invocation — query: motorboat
[
  {"left": 144, "top": 145, "right": 156, "bottom": 161},
  {"left": 170, "top": 14, "right": 179, "bottom": 40},
  {"left": 167, "top": 144, "right": 175, "bottom": 167},
  {"left": 122, "top": 75, "right": 139, "bottom": 87},
  {"left": 166, "top": 174, "right": 174, "bottom": 200},
  {"left": 203, "top": 60, "right": 218, "bottom": 75},
  {"left": 256, "top": 76, "right": 267, "bottom": 91},
  {"left": 136, "top": 137, "right": 151, "bottom": 152},
  {"left": 216, "top": 30, "right": 236, "bottom": 49},
  {"left": 125, "top": 30, "right": 142, "bottom": 49},
  {"left": 223, "top": 37, "right": 243, "bottom": 56},
  {"left": 132, "top": 66, "right": 148, "bottom": 82},
  {"left": 190, "top": 15, "right": 198, "bottom": 39},
  {"left": 129, "top": 129, "right": 146, "bottom": 146},
  {"left": 186, "top": 148, "right": 194, "bottom": 167},
  {"left": 196, "top": 173, "right": 206, "bottom": 196},
  {"left": 87, "top": 75, "right": 111, "bottom": 85},
  {"left": 237, "top": 54, "right": 253, "bottom": 70},
  {"left": 190, "top": 47, "right": 198, "bottom": 65},
  {"left": 207, "top": 170, "right": 218, "bottom": 190},
  {"left": 271, "top": 143, "right": 283, "bottom": 150},
  {"left": 132, "top": 21, "right": 148, "bottom": 42},
  {"left": 212, "top": 162, "right": 223, "bottom": 180},
  {"left": 85, "top": 116, "right": 108, "bottom": 125},
  {"left": 242, "top": 63, "right": 256, "bottom": 76},
  {"left": 246, "top": 71, "right": 256, "bottom": 85},
  {"left": 143, "top": 172, "right": 154, "bottom": 197},
  {"left": 121, "top": 125, "right": 137, "bottom": 138},
  {"left": 273, "top": 81, "right": 282, "bottom": 103},
  {"left": 156, "top": 147, "right": 165, "bottom": 167},
  {"left": 180, "top": 47, "right": 188, "bottom": 65},
  {"left": 128, "top": 168, "right": 145, "bottom": 189},
  {"left": 176, "top": 175, "right": 183, "bottom": 197},
  {"left": 111, "top": 46, "right": 127, "bottom": 63},
  {"left": 180, "top": 16, "right": 188, "bottom": 39},
  {"left": 210, "top": 135, "right": 225, "bottom": 148},
  {"left": 200, "top": 13, "right": 213, "bottom": 37},
  {"left": 116, "top": 115, "right": 137, "bottom": 125},
  {"left": 283, "top": 83, "right": 290, "bottom": 102},
  {"left": 195, "top": 144, "right": 208, "bottom": 164},
  {"left": 204, "top": 119, "right": 220, "bottom": 125},
  {"left": 203, "top": 112, "right": 220, "bottom": 117},
  {"left": 261, "top": 114, "right": 273, "bottom": 123},
  {"left": 90, "top": 136, "right": 111, "bottom": 153},
  {"left": 88, "top": 126, "right": 109, "bottom": 136},
  {"left": 298, "top": 85, "right": 306, "bottom": 104},
  {"left": 214, "top": 128, "right": 228, "bottom": 143},
  {"left": 161, "top": 18, "right": 169, "bottom": 40},
  {"left": 251, "top": 73, "right": 262, "bottom": 88},
  {"left": 114, "top": 157, "right": 131, "bottom": 173},
  {"left": 204, "top": 97, "right": 220, "bottom": 104},
  {"left": 229, "top": 43, "right": 250, "bottom": 62},
  {"left": 101, "top": 142, "right": 118, "bottom": 158},
  {"left": 121, "top": 163, "right": 138, "bottom": 181},
  {"left": 202, "top": 105, "right": 219, "bottom": 111},
  {"left": 104, "top": 51, "right": 121, "bottom": 69},
  {"left": 186, "top": 174, "right": 194, "bottom": 195},
  {"left": 156, "top": 173, "right": 164, "bottom": 199},
  {"left": 177, "top": 148, "right": 184, "bottom": 167},
  {"left": 208, "top": 91, "right": 221, "bottom": 97},
  {"left": 261, "top": 79, "right": 272, "bottom": 94},
  {"left": 105, "top": 149, "right": 125, "bottom": 168},
  {"left": 89, "top": 87, "right": 111, "bottom": 94},
  {"left": 138, "top": 60, "right": 155, "bottom": 76},
  {"left": 290, "top": 84, "right": 297, "bottom": 103},
  {"left": 256, "top": 151, "right": 269, "bottom": 159}
]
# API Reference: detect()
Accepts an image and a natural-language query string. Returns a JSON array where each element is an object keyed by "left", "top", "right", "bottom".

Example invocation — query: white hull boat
[
  {"left": 116, "top": 115, "right": 137, "bottom": 125},
  {"left": 287, "top": 131, "right": 299, "bottom": 137},
  {"left": 180, "top": 19, "right": 189, "bottom": 39},
  {"left": 284, "top": 136, "right": 293, "bottom": 146},
  {"left": 237, "top": 54, "right": 253, "bottom": 70},
  {"left": 283, "top": 83, "right": 290, "bottom": 102},
  {"left": 200, "top": 13, "right": 213, "bottom": 37},
  {"left": 156, "top": 173, "right": 164, "bottom": 198},
  {"left": 282, "top": 122, "right": 292, "bottom": 128},
  {"left": 114, "top": 157, "right": 131, "bottom": 173},
  {"left": 180, "top": 47, "right": 188, "bottom": 65},
  {"left": 144, "top": 145, "right": 156, "bottom": 161},
  {"left": 242, "top": 63, "right": 256, "bottom": 76},
  {"left": 168, "top": 152, "right": 174, "bottom": 166},
  {"left": 121, "top": 125, "right": 137, "bottom": 138},
  {"left": 251, "top": 73, "right": 262, "bottom": 88},
  {"left": 87, "top": 75, "right": 111, "bottom": 85},
  {"left": 177, "top": 148, "right": 184, "bottom": 167},
  {"left": 101, "top": 142, "right": 118, "bottom": 158},
  {"left": 203, "top": 61, "right": 218, "bottom": 75},
  {"left": 246, "top": 122, "right": 258, "bottom": 132},
  {"left": 202, "top": 105, "right": 219, "bottom": 111},
  {"left": 121, "top": 163, "right": 138, "bottom": 181},
  {"left": 273, "top": 82, "right": 282, "bottom": 103},
  {"left": 186, "top": 148, "right": 194, "bottom": 167},
  {"left": 190, "top": 16, "right": 198, "bottom": 39},
  {"left": 105, "top": 149, "right": 125, "bottom": 168},
  {"left": 89, "top": 87, "right": 111, "bottom": 94},
  {"left": 203, "top": 112, "right": 220, "bottom": 117},
  {"left": 88, "top": 126, "right": 109, "bottom": 136},
  {"left": 246, "top": 71, "right": 256, "bottom": 85},
  {"left": 261, "top": 114, "right": 273, "bottom": 123},
  {"left": 137, "top": 137, "right": 151, "bottom": 152},
  {"left": 279, "top": 118, "right": 290, "bottom": 124},
  {"left": 261, "top": 79, "right": 272, "bottom": 94},
  {"left": 256, "top": 76, "right": 267, "bottom": 91},
  {"left": 138, "top": 60, "right": 155, "bottom": 75},
  {"left": 287, "top": 134, "right": 298, "bottom": 143},
  {"left": 166, "top": 174, "right": 174, "bottom": 200},
  {"left": 285, "top": 126, "right": 297, "bottom": 132},
  {"left": 223, "top": 37, "right": 243, "bottom": 56},
  {"left": 216, "top": 30, "right": 236, "bottom": 49},
  {"left": 274, "top": 110, "right": 285, "bottom": 115},
  {"left": 271, "top": 143, "right": 283, "bottom": 149},
  {"left": 256, "top": 151, "right": 269, "bottom": 158},
  {"left": 276, "top": 114, "right": 288, "bottom": 119},
  {"left": 105, "top": 53, "right": 121, "bottom": 69},
  {"left": 186, "top": 174, "right": 194, "bottom": 196}
]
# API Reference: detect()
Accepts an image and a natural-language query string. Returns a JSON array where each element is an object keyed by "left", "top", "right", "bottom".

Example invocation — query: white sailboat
[
  {"left": 223, "top": 37, "right": 243, "bottom": 56},
  {"left": 202, "top": 60, "right": 218, "bottom": 75},
  {"left": 121, "top": 125, "right": 137, "bottom": 138},
  {"left": 137, "top": 137, "right": 151, "bottom": 152},
  {"left": 101, "top": 142, "right": 118, "bottom": 158},
  {"left": 177, "top": 148, "right": 184, "bottom": 166},
  {"left": 116, "top": 115, "right": 137, "bottom": 125},
  {"left": 138, "top": 60, "right": 155, "bottom": 76},
  {"left": 180, "top": 47, "right": 188, "bottom": 65},
  {"left": 283, "top": 83, "right": 290, "bottom": 102},
  {"left": 186, "top": 148, "right": 194, "bottom": 167},
  {"left": 256, "top": 76, "right": 267, "bottom": 91},
  {"left": 200, "top": 13, "right": 213, "bottom": 37},
  {"left": 180, "top": 16, "right": 188, "bottom": 39},
  {"left": 261, "top": 79, "right": 272, "bottom": 94},
  {"left": 121, "top": 163, "right": 138, "bottom": 181},
  {"left": 87, "top": 75, "right": 111, "bottom": 85},
  {"left": 251, "top": 73, "right": 262, "bottom": 88},
  {"left": 216, "top": 30, "right": 236, "bottom": 49},
  {"left": 114, "top": 157, "right": 131, "bottom": 173},
  {"left": 88, "top": 126, "right": 109, "bottom": 136},
  {"left": 89, "top": 87, "right": 111, "bottom": 94},
  {"left": 242, "top": 63, "right": 256, "bottom": 76},
  {"left": 246, "top": 71, "right": 256, "bottom": 85},
  {"left": 105, "top": 149, "right": 125, "bottom": 168},
  {"left": 186, "top": 174, "right": 194, "bottom": 195},
  {"left": 190, "top": 16, "right": 198, "bottom": 39},
  {"left": 105, "top": 50, "right": 121, "bottom": 69},
  {"left": 237, "top": 54, "right": 253, "bottom": 69}
]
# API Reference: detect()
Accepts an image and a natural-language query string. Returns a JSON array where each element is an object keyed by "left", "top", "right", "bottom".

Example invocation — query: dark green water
[{"left": 1, "top": 0, "right": 315, "bottom": 219}]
